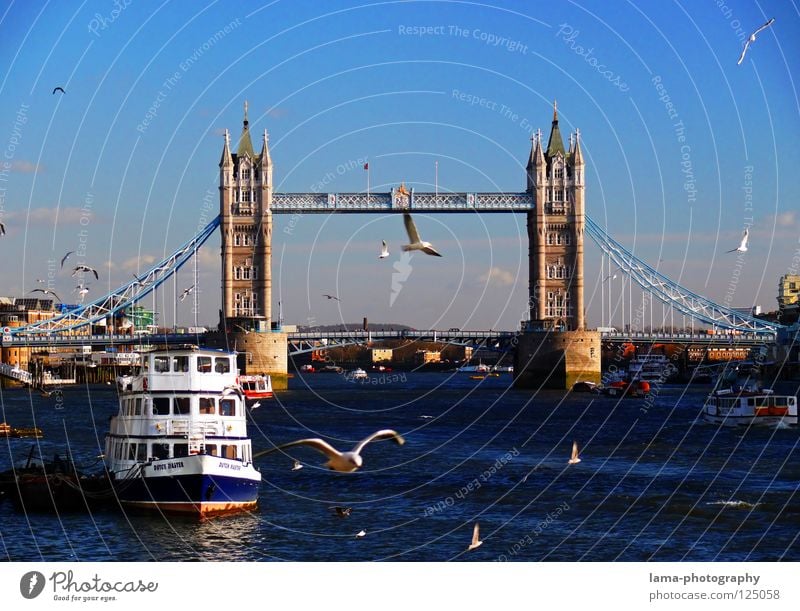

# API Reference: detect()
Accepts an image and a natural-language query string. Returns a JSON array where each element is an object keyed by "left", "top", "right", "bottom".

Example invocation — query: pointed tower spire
[
  {"left": 535, "top": 128, "right": 545, "bottom": 165},
  {"left": 573, "top": 128, "right": 584, "bottom": 165},
  {"left": 237, "top": 100, "right": 255, "bottom": 159},
  {"left": 546, "top": 99, "right": 566, "bottom": 159},
  {"left": 260, "top": 128, "right": 272, "bottom": 168},
  {"left": 219, "top": 128, "right": 232, "bottom": 167}
]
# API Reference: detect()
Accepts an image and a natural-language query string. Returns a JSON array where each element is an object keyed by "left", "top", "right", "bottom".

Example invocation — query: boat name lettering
[
  {"left": 218, "top": 461, "right": 242, "bottom": 470},
  {"left": 152, "top": 461, "right": 184, "bottom": 471}
]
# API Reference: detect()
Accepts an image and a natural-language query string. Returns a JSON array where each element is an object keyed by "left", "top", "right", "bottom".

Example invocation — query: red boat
[
  {"left": 238, "top": 375, "right": 273, "bottom": 399},
  {"left": 603, "top": 379, "right": 650, "bottom": 398}
]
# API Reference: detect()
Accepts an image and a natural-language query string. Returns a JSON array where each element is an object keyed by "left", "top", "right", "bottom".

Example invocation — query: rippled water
[{"left": 1, "top": 372, "right": 798, "bottom": 561}]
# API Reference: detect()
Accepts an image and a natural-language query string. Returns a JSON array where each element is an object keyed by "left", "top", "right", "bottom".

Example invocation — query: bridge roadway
[
  {"left": 270, "top": 191, "right": 534, "bottom": 213},
  {"left": 1, "top": 329, "right": 773, "bottom": 350}
]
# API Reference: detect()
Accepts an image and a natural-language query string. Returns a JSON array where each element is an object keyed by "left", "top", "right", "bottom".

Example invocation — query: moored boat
[
  {"left": 105, "top": 348, "right": 261, "bottom": 517},
  {"left": 703, "top": 386, "right": 798, "bottom": 427},
  {"left": 238, "top": 374, "right": 273, "bottom": 399}
]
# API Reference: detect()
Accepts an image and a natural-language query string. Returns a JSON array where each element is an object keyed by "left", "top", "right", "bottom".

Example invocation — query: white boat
[
  {"left": 105, "top": 348, "right": 261, "bottom": 517},
  {"left": 628, "top": 354, "right": 672, "bottom": 383},
  {"left": 703, "top": 384, "right": 798, "bottom": 427},
  {"left": 347, "top": 368, "right": 368, "bottom": 380},
  {"left": 458, "top": 362, "right": 491, "bottom": 373}
]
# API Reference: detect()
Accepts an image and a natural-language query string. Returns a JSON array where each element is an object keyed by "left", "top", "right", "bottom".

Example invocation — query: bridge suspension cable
[
  {"left": 584, "top": 216, "right": 782, "bottom": 337},
  {"left": 11, "top": 216, "right": 221, "bottom": 336}
]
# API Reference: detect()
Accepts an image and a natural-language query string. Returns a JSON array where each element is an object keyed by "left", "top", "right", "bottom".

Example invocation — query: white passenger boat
[
  {"left": 347, "top": 368, "right": 368, "bottom": 380},
  {"left": 628, "top": 354, "right": 672, "bottom": 383},
  {"left": 703, "top": 384, "right": 798, "bottom": 427},
  {"left": 106, "top": 348, "right": 261, "bottom": 516}
]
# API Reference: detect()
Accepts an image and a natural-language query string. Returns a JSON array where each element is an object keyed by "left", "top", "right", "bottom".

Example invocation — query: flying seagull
[
  {"left": 291, "top": 460, "right": 303, "bottom": 471},
  {"left": 35, "top": 278, "right": 46, "bottom": 283},
  {"left": 402, "top": 212, "right": 442, "bottom": 257},
  {"left": 233, "top": 323, "right": 250, "bottom": 334},
  {"left": 30, "top": 288, "right": 61, "bottom": 301},
  {"left": 725, "top": 228, "right": 749, "bottom": 253},
  {"left": 467, "top": 523, "right": 483, "bottom": 551},
  {"left": 568, "top": 441, "right": 582, "bottom": 465},
  {"left": 322, "top": 294, "right": 340, "bottom": 301},
  {"left": 332, "top": 506, "right": 352, "bottom": 518},
  {"left": 255, "top": 429, "right": 405, "bottom": 472},
  {"left": 179, "top": 285, "right": 195, "bottom": 302},
  {"left": 379, "top": 240, "right": 389, "bottom": 259},
  {"left": 251, "top": 401, "right": 261, "bottom": 409},
  {"left": 355, "top": 530, "right": 366, "bottom": 538},
  {"left": 72, "top": 264, "right": 99, "bottom": 280},
  {"left": 0, "top": 222, "right": 5, "bottom": 235},
  {"left": 60, "top": 251, "right": 74, "bottom": 269},
  {"left": 737, "top": 18, "right": 775, "bottom": 65},
  {"left": 52, "top": 86, "right": 65, "bottom": 95}
]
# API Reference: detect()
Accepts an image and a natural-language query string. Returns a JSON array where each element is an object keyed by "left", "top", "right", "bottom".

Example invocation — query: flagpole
[
  {"left": 435, "top": 160, "right": 438, "bottom": 198},
  {"left": 366, "top": 159, "right": 370, "bottom": 202}
]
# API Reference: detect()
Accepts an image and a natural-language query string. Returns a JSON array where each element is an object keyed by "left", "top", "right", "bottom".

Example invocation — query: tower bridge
[{"left": 1, "top": 101, "right": 785, "bottom": 390}]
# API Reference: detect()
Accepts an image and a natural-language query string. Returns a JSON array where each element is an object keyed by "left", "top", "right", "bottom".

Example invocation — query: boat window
[
  {"left": 134, "top": 397, "right": 142, "bottom": 416},
  {"left": 222, "top": 444, "right": 237, "bottom": 459},
  {"left": 152, "top": 397, "right": 170, "bottom": 415},
  {"left": 128, "top": 443, "right": 137, "bottom": 460},
  {"left": 220, "top": 399, "right": 236, "bottom": 417},
  {"left": 173, "top": 443, "right": 189, "bottom": 458},
  {"left": 152, "top": 443, "right": 169, "bottom": 460},
  {"left": 206, "top": 444, "right": 218, "bottom": 456},
  {"left": 747, "top": 398, "right": 755, "bottom": 407},
  {"left": 153, "top": 356, "right": 170, "bottom": 373},
  {"left": 136, "top": 444, "right": 147, "bottom": 461},
  {"left": 114, "top": 443, "right": 123, "bottom": 460},
  {"left": 199, "top": 397, "right": 216, "bottom": 415},
  {"left": 215, "top": 357, "right": 231, "bottom": 373},
  {"left": 197, "top": 356, "right": 212, "bottom": 373},
  {"left": 173, "top": 356, "right": 189, "bottom": 372},
  {"left": 174, "top": 397, "right": 190, "bottom": 415}
]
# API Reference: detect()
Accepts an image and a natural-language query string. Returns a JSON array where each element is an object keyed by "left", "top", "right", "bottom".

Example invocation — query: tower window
[
  {"left": 241, "top": 169, "right": 250, "bottom": 181},
  {"left": 554, "top": 167, "right": 563, "bottom": 179},
  {"left": 242, "top": 190, "right": 251, "bottom": 203},
  {"left": 234, "top": 234, "right": 241, "bottom": 246}
]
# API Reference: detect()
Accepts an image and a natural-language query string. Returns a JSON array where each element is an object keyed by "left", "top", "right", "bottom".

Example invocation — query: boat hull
[{"left": 702, "top": 412, "right": 798, "bottom": 427}]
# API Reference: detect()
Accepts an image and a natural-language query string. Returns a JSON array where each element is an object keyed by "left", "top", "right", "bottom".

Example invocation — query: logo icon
[
  {"left": 390, "top": 252, "right": 413, "bottom": 307},
  {"left": 20, "top": 571, "right": 46, "bottom": 599}
]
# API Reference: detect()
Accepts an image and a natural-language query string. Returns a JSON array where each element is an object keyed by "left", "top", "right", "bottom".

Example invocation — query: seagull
[
  {"left": 726, "top": 228, "right": 749, "bottom": 253},
  {"left": 255, "top": 429, "right": 405, "bottom": 472},
  {"left": 72, "top": 264, "right": 99, "bottom": 280},
  {"left": 419, "top": 415, "right": 434, "bottom": 419},
  {"left": 355, "top": 530, "right": 366, "bottom": 538},
  {"left": 74, "top": 285, "right": 90, "bottom": 299},
  {"left": 30, "top": 288, "right": 61, "bottom": 301},
  {"left": 0, "top": 222, "right": 5, "bottom": 235},
  {"left": 568, "top": 441, "right": 581, "bottom": 465},
  {"left": 179, "top": 285, "right": 195, "bottom": 302},
  {"left": 60, "top": 251, "right": 74, "bottom": 269},
  {"left": 52, "top": 86, "right": 65, "bottom": 95},
  {"left": 131, "top": 273, "right": 149, "bottom": 287},
  {"left": 737, "top": 18, "right": 775, "bottom": 65},
  {"left": 251, "top": 401, "right": 261, "bottom": 409},
  {"left": 35, "top": 278, "right": 46, "bottom": 283},
  {"left": 332, "top": 506, "right": 352, "bottom": 518},
  {"left": 467, "top": 523, "right": 483, "bottom": 551},
  {"left": 291, "top": 460, "right": 303, "bottom": 471},
  {"left": 222, "top": 385, "right": 244, "bottom": 397},
  {"left": 233, "top": 323, "right": 250, "bottom": 334},
  {"left": 322, "top": 294, "right": 340, "bottom": 301},
  {"left": 379, "top": 240, "right": 389, "bottom": 259},
  {"left": 402, "top": 212, "right": 442, "bottom": 257}
]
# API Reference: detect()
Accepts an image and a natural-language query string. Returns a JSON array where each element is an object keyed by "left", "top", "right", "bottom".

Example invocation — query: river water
[{"left": 1, "top": 372, "right": 798, "bottom": 561}]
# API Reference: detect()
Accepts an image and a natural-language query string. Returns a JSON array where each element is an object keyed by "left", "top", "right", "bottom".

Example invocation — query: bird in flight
[
  {"left": 402, "top": 212, "right": 442, "bottom": 257},
  {"left": 322, "top": 294, "right": 340, "bottom": 301},
  {"left": 332, "top": 506, "right": 352, "bottom": 518},
  {"left": 467, "top": 523, "right": 483, "bottom": 551},
  {"left": 60, "top": 251, "right": 74, "bottom": 269},
  {"left": 737, "top": 18, "right": 775, "bottom": 65},
  {"left": 30, "top": 288, "right": 61, "bottom": 301},
  {"left": 52, "top": 86, "right": 65, "bottom": 95},
  {"left": 355, "top": 530, "right": 366, "bottom": 538},
  {"left": 179, "top": 285, "right": 195, "bottom": 301},
  {"left": 568, "top": 440, "right": 582, "bottom": 465},
  {"left": 232, "top": 323, "right": 250, "bottom": 334},
  {"left": 35, "top": 278, "right": 46, "bottom": 283},
  {"left": 255, "top": 429, "right": 405, "bottom": 472},
  {"left": 0, "top": 222, "right": 5, "bottom": 235},
  {"left": 72, "top": 264, "right": 99, "bottom": 280},
  {"left": 726, "top": 228, "right": 749, "bottom": 253},
  {"left": 251, "top": 401, "right": 261, "bottom": 409},
  {"left": 379, "top": 240, "right": 389, "bottom": 259},
  {"left": 291, "top": 460, "right": 303, "bottom": 471}
]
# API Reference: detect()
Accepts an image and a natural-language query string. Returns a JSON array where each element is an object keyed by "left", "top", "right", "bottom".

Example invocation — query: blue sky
[{"left": 0, "top": 0, "right": 798, "bottom": 330}]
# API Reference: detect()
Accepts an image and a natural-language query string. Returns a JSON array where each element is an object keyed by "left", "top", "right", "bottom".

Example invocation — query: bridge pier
[{"left": 514, "top": 330, "right": 601, "bottom": 389}]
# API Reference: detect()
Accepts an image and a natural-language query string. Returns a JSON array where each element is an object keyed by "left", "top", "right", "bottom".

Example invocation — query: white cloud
[
  {"left": 4, "top": 206, "right": 90, "bottom": 226},
  {"left": 10, "top": 160, "right": 42, "bottom": 173},
  {"left": 478, "top": 266, "right": 517, "bottom": 287}
]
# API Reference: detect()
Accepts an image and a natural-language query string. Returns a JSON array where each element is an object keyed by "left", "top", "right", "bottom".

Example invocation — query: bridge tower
[
  {"left": 515, "top": 102, "right": 600, "bottom": 389},
  {"left": 217, "top": 102, "right": 287, "bottom": 386}
]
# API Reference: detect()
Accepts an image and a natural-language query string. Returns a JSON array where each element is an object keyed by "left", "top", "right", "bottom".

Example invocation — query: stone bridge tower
[
  {"left": 218, "top": 102, "right": 287, "bottom": 386},
  {"left": 515, "top": 102, "right": 600, "bottom": 389}
]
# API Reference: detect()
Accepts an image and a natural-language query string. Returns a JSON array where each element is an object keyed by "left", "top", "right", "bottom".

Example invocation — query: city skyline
[{"left": 1, "top": 1, "right": 798, "bottom": 331}]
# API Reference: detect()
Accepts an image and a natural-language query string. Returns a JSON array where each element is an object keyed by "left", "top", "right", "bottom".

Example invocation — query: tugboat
[{"left": 105, "top": 347, "right": 261, "bottom": 516}]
